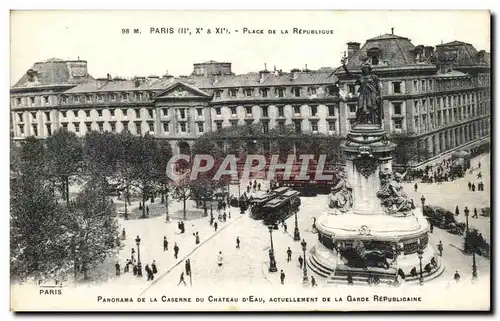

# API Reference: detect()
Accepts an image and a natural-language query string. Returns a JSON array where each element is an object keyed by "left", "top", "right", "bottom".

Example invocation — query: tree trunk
[
  {"left": 165, "top": 192, "right": 169, "bottom": 221},
  {"left": 183, "top": 197, "right": 187, "bottom": 220},
  {"left": 203, "top": 199, "right": 208, "bottom": 217},
  {"left": 142, "top": 189, "right": 147, "bottom": 218},
  {"left": 65, "top": 176, "right": 70, "bottom": 204},
  {"left": 126, "top": 185, "right": 131, "bottom": 205}
]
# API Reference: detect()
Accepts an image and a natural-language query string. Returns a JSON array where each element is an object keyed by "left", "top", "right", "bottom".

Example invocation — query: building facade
[
  {"left": 337, "top": 32, "right": 491, "bottom": 166},
  {"left": 11, "top": 32, "right": 490, "bottom": 164},
  {"left": 10, "top": 59, "right": 340, "bottom": 154}
]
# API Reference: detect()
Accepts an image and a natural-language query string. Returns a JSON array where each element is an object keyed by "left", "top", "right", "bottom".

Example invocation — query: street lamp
[
  {"left": 293, "top": 209, "right": 301, "bottom": 241},
  {"left": 472, "top": 248, "right": 478, "bottom": 280},
  {"left": 301, "top": 239, "right": 309, "bottom": 285},
  {"left": 135, "top": 235, "right": 142, "bottom": 277},
  {"left": 131, "top": 248, "right": 135, "bottom": 262},
  {"left": 268, "top": 226, "right": 278, "bottom": 273},
  {"left": 420, "top": 195, "right": 426, "bottom": 208},
  {"left": 417, "top": 239, "right": 424, "bottom": 285},
  {"left": 464, "top": 207, "right": 470, "bottom": 252}
]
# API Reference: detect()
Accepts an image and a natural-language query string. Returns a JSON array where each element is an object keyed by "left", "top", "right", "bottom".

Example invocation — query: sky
[{"left": 10, "top": 10, "right": 491, "bottom": 84}]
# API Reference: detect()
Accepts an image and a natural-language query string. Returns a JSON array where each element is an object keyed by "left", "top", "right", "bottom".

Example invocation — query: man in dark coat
[
  {"left": 178, "top": 272, "right": 187, "bottom": 286},
  {"left": 455, "top": 206, "right": 460, "bottom": 216},
  {"left": 298, "top": 255, "right": 303, "bottom": 269},
  {"left": 115, "top": 262, "right": 120, "bottom": 276},
  {"left": 280, "top": 270, "right": 285, "bottom": 285},
  {"left": 472, "top": 208, "right": 478, "bottom": 218},
  {"left": 185, "top": 259, "right": 191, "bottom": 276},
  {"left": 163, "top": 236, "right": 168, "bottom": 251},
  {"left": 286, "top": 247, "right": 292, "bottom": 262},
  {"left": 454, "top": 271, "right": 461, "bottom": 282},
  {"left": 437, "top": 241, "right": 443, "bottom": 256},
  {"left": 214, "top": 221, "right": 218, "bottom": 232},
  {"left": 236, "top": 236, "right": 240, "bottom": 249},
  {"left": 152, "top": 260, "right": 158, "bottom": 274},
  {"left": 174, "top": 243, "right": 179, "bottom": 259}
]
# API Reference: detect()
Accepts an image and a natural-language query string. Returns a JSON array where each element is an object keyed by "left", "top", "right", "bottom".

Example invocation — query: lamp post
[
  {"left": 301, "top": 239, "right": 309, "bottom": 285},
  {"left": 420, "top": 195, "right": 426, "bottom": 208},
  {"left": 472, "top": 248, "right": 478, "bottom": 280},
  {"left": 268, "top": 226, "right": 278, "bottom": 272},
  {"left": 135, "top": 235, "right": 142, "bottom": 277},
  {"left": 464, "top": 207, "right": 470, "bottom": 252},
  {"left": 417, "top": 239, "right": 424, "bottom": 285},
  {"left": 165, "top": 191, "right": 170, "bottom": 222},
  {"left": 293, "top": 209, "right": 301, "bottom": 241},
  {"left": 131, "top": 248, "right": 135, "bottom": 262}
]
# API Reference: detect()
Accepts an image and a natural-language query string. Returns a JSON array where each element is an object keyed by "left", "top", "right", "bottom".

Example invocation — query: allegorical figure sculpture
[
  {"left": 341, "top": 56, "right": 382, "bottom": 125},
  {"left": 376, "top": 169, "right": 412, "bottom": 215},
  {"left": 328, "top": 171, "right": 354, "bottom": 213}
]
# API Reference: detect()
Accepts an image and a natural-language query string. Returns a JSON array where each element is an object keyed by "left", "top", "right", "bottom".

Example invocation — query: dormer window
[
  {"left": 215, "top": 90, "right": 221, "bottom": 98},
  {"left": 292, "top": 87, "right": 301, "bottom": 97},
  {"left": 367, "top": 47, "right": 382, "bottom": 66},
  {"left": 244, "top": 89, "right": 253, "bottom": 97},
  {"left": 230, "top": 89, "right": 238, "bottom": 97}
]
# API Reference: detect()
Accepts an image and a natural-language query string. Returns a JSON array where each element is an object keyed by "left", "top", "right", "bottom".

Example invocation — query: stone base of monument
[
  {"left": 306, "top": 207, "right": 445, "bottom": 286},
  {"left": 307, "top": 242, "right": 445, "bottom": 286}
]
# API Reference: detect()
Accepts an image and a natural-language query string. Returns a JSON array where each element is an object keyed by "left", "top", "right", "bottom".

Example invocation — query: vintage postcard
[{"left": 9, "top": 10, "right": 491, "bottom": 311}]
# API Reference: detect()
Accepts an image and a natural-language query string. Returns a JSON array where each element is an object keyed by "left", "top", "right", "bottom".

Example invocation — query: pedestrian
[
  {"left": 236, "top": 236, "right": 240, "bottom": 249},
  {"left": 454, "top": 270, "right": 461, "bottom": 282},
  {"left": 139, "top": 201, "right": 143, "bottom": 211},
  {"left": 152, "top": 260, "right": 158, "bottom": 274},
  {"left": 347, "top": 272, "right": 353, "bottom": 285},
  {"left": 133, "top": 264, "right": 137, "bottom": 276},
  {"left": 195, "top": 232, "right": 200, "bottom": 244},
  {"left": 174, "top": 243, "right": 179, "bottom": 259},
  {"left": 228, "top": 211, "right": 231, "bottom": 219},
  {"left": 177, "top": 272, "right": 187, "bottom": 286},
  {"left": 214, "top": 221, "right": 218, "bottom": 232},
  {"left": 298, "top": 255, "right": 303, "bottom": 269},
  {"left": 455, "top": 206, "right": 460, "bottom": 216},
  {"left": 222, "top": 201, "right": 226, "bottom": 211},
  {"left": 414, "top": 183, "right": 418, "bottom": 192},
  {"left": 437, "top": 240, "right": 443, "bottom": 257},
  {"left": 217, "top": 251, "right": 223, "bottom": 267},
  {"left": 121, "top": 228, "right": 126, "bottom": 240},
  {"left": 258, "top": 183, "right": 261, "bottom": 191},
  {"left": 180, "top": 221, "right": 185, "bottom": 234},
  {"left": 471, "top": 183, "right": 476, "bottom": 192},
  {"left": 247, "top": 185, "right": 251, "bottom": 194},
  {"left": 146, "top": 206, "right": 149, "bottom": 216},
  {"left": 311, "top": 276, "right": 317, "bottom": 287},
  {"left": 163, "top": 236, "right": 168, "bottom": 251},
  {"left": 280, "top": 270, "right": 285, "bottom": 285},
  {"left": 115, "top": 262, "right": 120, "bottom": 276},
  {"left": 429, "top": 221, "right": 434, "bottom": 233},
  {"left": 124, "top": 260, "right": 129, "bottom": 273},
  {"left": 146, "top": 265, "right": 154, "bottom": 281},
  {"left": 473, "top": 208, "right": 478, "bottom": 218},
  {"left": 468, "top": 181, "right": 472, "bottom": 190},
  {"left": 223, "top": 212, "right": 227, "bottom": 222},
  {"left": 464, "top": 206, "right": 469, "bottom": 217},
  {"left": 478, "top": 161, "right": 481, "bottom": 169},
  {"left": 286, "top": 247, "right": 292, "bottom": 262},
  {"left": 185, "top": 259, "right": 191, "bottom": 276}
]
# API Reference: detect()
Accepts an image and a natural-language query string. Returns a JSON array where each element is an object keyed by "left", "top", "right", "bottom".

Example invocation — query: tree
[
  {"left": 46, "top": 129, "right": 83, "bottom": 203},
  {"left": 390, "top": 134, "right": 430, "bottom": 169},
  {"left": 64, "top": 179, "right": 121, "bottom": 280},
  {"left": 154, "top": 139, "right": 174, "bottom": 222},
  {"left": 172, "top": 176, "right": 191, "bottom": 220},
  {"left": 10, "top": 175, "right": 67, "bottom": 280}
]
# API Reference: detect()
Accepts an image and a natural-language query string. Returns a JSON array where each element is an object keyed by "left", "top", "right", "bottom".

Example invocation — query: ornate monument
[{"left": 307, "top": 57, "right": 444, "bottom": 285}]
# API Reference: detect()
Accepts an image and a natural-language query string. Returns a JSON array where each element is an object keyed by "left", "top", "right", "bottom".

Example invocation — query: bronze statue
[
  {"left": 376, "top": 169, "right": 412, "bottom": 215},
  {"left": 341, "top": 55, "right": 382, "bottom": 126},
  {"left": 328, "top": 171, "right": 353, "bottom": 213}
]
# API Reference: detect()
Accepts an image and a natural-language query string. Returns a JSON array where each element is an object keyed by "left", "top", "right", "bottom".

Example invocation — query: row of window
[
  {"left": 18, "top": 120, "right": 204, "bottom": 137},
  {"left": 214, "top": 105, "right": 336, "bottom": 117},
  {"left": 213, "top": 119, "right": 337, "bottom": 134},
  {"left": 214, "top": 86, "right": 336, "bottom": 99},
  {"left": 16, "top": 107, "right": 201, "bottom": 123}
]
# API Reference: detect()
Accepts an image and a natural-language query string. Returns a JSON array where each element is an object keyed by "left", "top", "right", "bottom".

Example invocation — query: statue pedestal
[{"left": 307, "top": 124, "right": 444, "bottom": 285}]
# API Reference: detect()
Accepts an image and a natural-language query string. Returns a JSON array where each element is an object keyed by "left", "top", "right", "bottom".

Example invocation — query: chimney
[
  {"left": 134, "top": 76, "right": 146, "bottom": 87},
  {"left": 107, "top": 73, "right": 112, "bottom": 81},
  {"left": 391, "top": 27, "right": 394, "bottom": 35},
  {"left": 424, "top": 46, "right": 434, "bottom": 59},
  {"left": 347, "top": 42, "right": 361, "bottom": 59},
  {"left": 96, "top": 77, "right": 109, "bottom": 89},
  {"left": 259, "top": 69, "right": 270, "bottom": 83},
  {"left": 290, "top": 68, "right": 300, "bottom": 80}
]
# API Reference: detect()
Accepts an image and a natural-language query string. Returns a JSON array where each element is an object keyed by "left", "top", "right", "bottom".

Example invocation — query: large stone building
[
  {"left": 11, "top": 31, "right": 490, "bottom": 164},
  {"left": 10, "top": 59, "right": 340, "bottom": 154},
  {"left": 337, "top": 31, "right": 491, "bottom": 166}
]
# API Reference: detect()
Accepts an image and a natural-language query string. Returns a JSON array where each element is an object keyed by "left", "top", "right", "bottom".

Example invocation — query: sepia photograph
[{"left": 9, "top": 10, "right": 491, "bottom": 312}]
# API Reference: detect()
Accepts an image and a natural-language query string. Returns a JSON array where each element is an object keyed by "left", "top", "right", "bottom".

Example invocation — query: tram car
[
  {"left": 249, "top": 187, "right": 293, "bottom": 219},
  {"left": 261, "top": 189, "right": 302, "bottom": 226}
]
